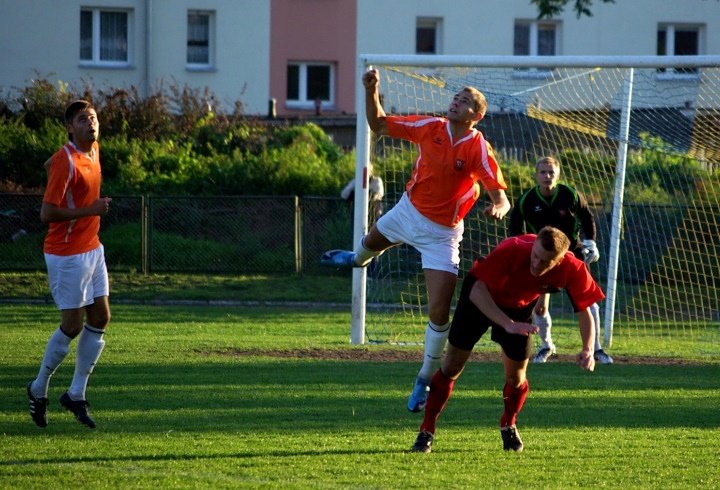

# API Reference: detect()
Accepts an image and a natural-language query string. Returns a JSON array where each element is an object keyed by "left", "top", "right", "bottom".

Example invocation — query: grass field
[{"left": 1, "top": 302, "right": 719, "bottom": 489}]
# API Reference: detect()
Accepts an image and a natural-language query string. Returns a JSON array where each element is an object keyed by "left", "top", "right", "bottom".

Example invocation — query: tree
[{"left": 531, "top": 0, "right": 615, "bottom": 19}]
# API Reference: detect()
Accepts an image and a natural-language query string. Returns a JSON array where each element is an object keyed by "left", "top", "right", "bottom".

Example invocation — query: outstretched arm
[
  {"left": 469, "top": 279, "right": 538, "bottom": 336},
  {"left": 575, "top": 307, "right": 596, "bottom": 371},
  {"left": 483, "top": 189, "right": 511, "bottom": 220},
  {"left": 362, "top": 69, "right": 388, "bottom": 135}
]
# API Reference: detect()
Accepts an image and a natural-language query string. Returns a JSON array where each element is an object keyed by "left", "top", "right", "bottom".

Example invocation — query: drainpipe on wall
[{"left": 144, "top": 0, "right": 153, "bottom": 98}]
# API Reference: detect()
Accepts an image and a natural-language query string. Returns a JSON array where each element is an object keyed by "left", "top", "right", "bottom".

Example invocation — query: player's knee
[
  {"left": 427, "top": 307, "right": 450, "bottom": 327},
  {"left": 88, "top": 309, "right": 111, "bottom": 329},
  {"left": 60, "top": 322, "right": 84, "bottom": 339}
]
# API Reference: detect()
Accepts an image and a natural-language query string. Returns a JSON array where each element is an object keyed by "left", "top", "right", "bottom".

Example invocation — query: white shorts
[
  {"left": 375, "top": 193, "right": 463, "bottom": 274},
  {"left": 45, "top": 244, "right": 109, "bottom": 310}
]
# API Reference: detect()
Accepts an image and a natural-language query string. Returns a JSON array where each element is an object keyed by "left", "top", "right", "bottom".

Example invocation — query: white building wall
[
  {"left": 0, "top": 0, "right": 718, "bottom": 115},
  {"left": 148, "top": 0, "right": 270, "bottom": 114},
  {"left": 0, "top": 0, "right": 147, "bottom": 93},
  {"left": 357, "top": 0, "right": 720, "bottom": 56},
  {"left": 0, "top": 0, "right": 270, "bottom": 114}
]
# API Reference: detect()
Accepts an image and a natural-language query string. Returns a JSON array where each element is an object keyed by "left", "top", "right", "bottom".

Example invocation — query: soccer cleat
[
  {"left": 59, "top": 392, "right": 96, "bottom": 429},
  {"left": 532, "top": 345, "right": 557, "bottom": 363},
  {"left": 27, "top": 382, "right": 48, "bottom": 428},
  {"left": 407, "top": 377, "right": 430, "bottom": 412},
  {"left": 594, "top": 349, "right": 614, "bottom": 364},
  {"left": 320, "top": 249, "right": 357, "bottom": 268},
  {"left": 412, "top": 430, "right": 434, "bottom": 453},
  {"left": 500, "top": 425, "right": 524, "bottom": 452}
]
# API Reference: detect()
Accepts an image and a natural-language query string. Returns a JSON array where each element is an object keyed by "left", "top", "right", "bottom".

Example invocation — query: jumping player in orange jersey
[
  {"left": 411, "top": 226, "right": 604, "bottom": 453},
  {"left": 27, "top": 100, "right": 112, "bottom": 429},
  {"left": 322, "top": 68, "right": 511, "bottom": 412}
]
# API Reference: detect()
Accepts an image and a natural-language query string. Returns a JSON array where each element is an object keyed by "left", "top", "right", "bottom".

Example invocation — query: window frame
[
  {"left": 79, "top": 8, "right": 133, "bottom": 68},
  {"left": 286, "top": 62, "right": 336, "bottom": 110},
  {"left": 513, "top": 19, "right": 560, "bottom": 78},
  {"left": 416, "top": 17, "right": 443, "bottom": 55},
  {"left": 657, "top": 23, "right": 704, "bottom": 79},
  {"left": 186, "top": 10, "right": 216, "bottom": 71}
]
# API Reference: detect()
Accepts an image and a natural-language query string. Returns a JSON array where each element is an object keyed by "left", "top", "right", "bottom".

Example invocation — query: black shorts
[{"left": 448, "top": 274, "right": 537, "bottom": 362}]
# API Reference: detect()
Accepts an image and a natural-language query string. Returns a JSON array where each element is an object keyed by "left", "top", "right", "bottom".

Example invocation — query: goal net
[{"left": 351, "top": 55, "right": 720, "bottom": 357}]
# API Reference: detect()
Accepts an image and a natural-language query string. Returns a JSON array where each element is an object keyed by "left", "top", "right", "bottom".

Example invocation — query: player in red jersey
[
  {"left": 27, "top": 100, "right": 112, "bottom": 429},
  {"left": 322, "top": 68, "right": 511, "bottom": 412},
  {"left": 411, "top": 226, "right": 604, "bottom": 453}
]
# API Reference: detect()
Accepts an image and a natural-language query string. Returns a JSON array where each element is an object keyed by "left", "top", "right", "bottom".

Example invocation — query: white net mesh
[{"left": 361, "top": 59, "right": 720, "bottom": 356}]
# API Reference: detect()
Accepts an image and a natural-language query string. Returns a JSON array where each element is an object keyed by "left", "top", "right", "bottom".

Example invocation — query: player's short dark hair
[
  {"left": 462, "top": 87, "right": 488, "bottom": 117},
  {"left": 537, "top": 226, "right": 570, "bottom": 255},
  {"left": 64, "top": 100, "right": 95, "bottom": 126}
]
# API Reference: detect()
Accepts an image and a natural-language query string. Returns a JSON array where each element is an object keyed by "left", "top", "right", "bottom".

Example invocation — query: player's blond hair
[
  {"left": 535, "top": 156, "right": 560, "bottom": 169},
  {"left": 462, "top": 87, "right": 488, "bottom": 117},
  {"left": 537, "top": 226, "right": 570, "bottom": 255}
]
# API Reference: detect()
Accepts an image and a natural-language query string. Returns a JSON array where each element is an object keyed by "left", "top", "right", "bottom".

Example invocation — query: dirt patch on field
[{"left": 200, "top": 347, "right": 703, "bottom": 365}]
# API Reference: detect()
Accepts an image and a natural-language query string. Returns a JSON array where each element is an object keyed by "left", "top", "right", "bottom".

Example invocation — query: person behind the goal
[
  {"left": 321, "top": 68, "right": 511, "bottom": 412},
  {"left": 412, "top": 226, "right": 603, "bottom": 453},
  {"left": 508, "top": 156, "right": 613, "bottom": 364}
]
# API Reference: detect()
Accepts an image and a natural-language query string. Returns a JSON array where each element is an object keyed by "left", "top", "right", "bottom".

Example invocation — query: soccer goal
[{"left": 349, "top": 55, "right": 720, "bottom": 355}]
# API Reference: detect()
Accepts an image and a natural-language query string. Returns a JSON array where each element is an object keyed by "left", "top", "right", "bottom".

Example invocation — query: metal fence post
[
  {"left": 141, "top": 195, "right": 148, "bottom": 274},
  {"left": 295, "top": 195, "right": 303, "bottom": 275}
]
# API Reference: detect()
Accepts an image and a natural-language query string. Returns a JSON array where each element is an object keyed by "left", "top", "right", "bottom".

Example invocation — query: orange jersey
[
  {"left": 43, "top": 142, "right": 102, "bottom": 255},
  {"left": 387, "top": 115, "right": 507, "bottom": 227}
]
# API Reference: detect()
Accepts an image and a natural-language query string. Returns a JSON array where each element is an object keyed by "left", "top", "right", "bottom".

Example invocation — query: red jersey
[
  {"left": 43, "top": 142, "right": 102, "bottom": 255},
  {"left": 386, "top": 115, "right": 507, "bottom": 227},
  {"left": 469, "top": 234, "right": 605, "bottom": 310}
]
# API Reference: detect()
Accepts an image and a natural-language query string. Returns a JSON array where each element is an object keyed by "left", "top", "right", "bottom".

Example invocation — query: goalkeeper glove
[{"left": 582, "top": 239, "right": 599, "bottom": 264}]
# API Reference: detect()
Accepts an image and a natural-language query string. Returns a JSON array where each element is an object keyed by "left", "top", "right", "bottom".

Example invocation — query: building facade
[{"left": 1, "top": 0, "right": 718, "bottom": 116}]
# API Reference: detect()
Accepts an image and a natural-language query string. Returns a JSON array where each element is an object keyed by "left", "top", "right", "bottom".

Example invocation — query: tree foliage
[{"left": 531, "top": 0, "right": 616, "bottom": 19}]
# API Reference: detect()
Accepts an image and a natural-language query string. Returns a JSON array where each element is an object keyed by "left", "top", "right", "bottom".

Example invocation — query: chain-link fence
[{"left": 0, "top": 193, "right": 353, "bottom": 274}]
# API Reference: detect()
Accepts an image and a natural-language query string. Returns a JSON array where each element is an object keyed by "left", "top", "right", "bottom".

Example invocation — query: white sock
[
  {"left": 532, "top": 312, "right": 554, "bottom": 349},
  {"left": 590, "top": 303, "right": 602, "bottom": 351},
  {"left": 417, "top": 321, "right": 450, "bottom": 381},
  {"left": 68, "top": 324, "right": 106, "bottom": 401},
  {"left": 354, "top": 237, "right": 382, "bottom": 267},
  {"left": 31, "top": 326, "right": 72, "bottom": 398}
]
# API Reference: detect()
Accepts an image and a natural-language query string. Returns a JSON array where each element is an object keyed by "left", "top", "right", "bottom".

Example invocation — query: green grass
[
  {"left": 0, "top": 271, "right": 352, "bottom": 304},
  {"left": 1, "top": 304, "right": 719, "bottom": 488}
]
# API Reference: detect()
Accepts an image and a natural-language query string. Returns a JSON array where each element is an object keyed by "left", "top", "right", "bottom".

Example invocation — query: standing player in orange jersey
[
  {"left": 27, "top": 100, "right": 112, "bottom": 429},
  {"left": 322, "top": 68, "right": 511, "bottom": 412}
]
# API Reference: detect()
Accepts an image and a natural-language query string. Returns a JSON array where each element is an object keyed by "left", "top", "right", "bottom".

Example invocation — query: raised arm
[{"left": 362, "top": 69, "right": 388, "bottom": 135}]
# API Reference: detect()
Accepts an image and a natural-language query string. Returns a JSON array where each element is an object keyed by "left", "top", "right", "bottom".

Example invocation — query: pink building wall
[{"left": 270, "top": 0, "right": 357, "bottom": 116}]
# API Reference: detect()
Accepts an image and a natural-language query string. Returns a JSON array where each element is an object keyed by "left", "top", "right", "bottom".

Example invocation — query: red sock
[
  {"left": 419, "top": 369, "right": 455, "bottom": 434},
  {"left": 500, "top": 379, "right": 529, "bottom": 427}
]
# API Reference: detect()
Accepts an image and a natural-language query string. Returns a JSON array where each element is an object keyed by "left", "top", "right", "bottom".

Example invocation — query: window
[
  {"left": 657, "top": 24, "right": 703, "bottom": 76},
  {"left": 514, "top": 20, "right": 558, "bottom": 56},
  {"left": 187, "top": 10, "right": 215, "bottom": 69},
  {"left": 416, "top": 18, "right": 442, "bottom": 54},
  {"left": 286, "top": 62, "right": 335, "bottom": 109},
  {"left": 80, "top": 9, "right": 131, "bottom": 66},
  {"left": 514, "top": 20, "right": 559, "bottom": 75}
]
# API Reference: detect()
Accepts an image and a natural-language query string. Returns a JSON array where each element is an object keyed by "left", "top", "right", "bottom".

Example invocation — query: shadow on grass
[
  {"left": 0, "top": 446, "right": 433, "bottom": 467},
  {"left": 3, "top": 360, "right": 720, "bottom": 437}
]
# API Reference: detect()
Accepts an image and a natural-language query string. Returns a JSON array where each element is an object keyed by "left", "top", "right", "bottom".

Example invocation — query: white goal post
[{"left": 351, "top": 55, "right": 720, "bottom": 353}]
